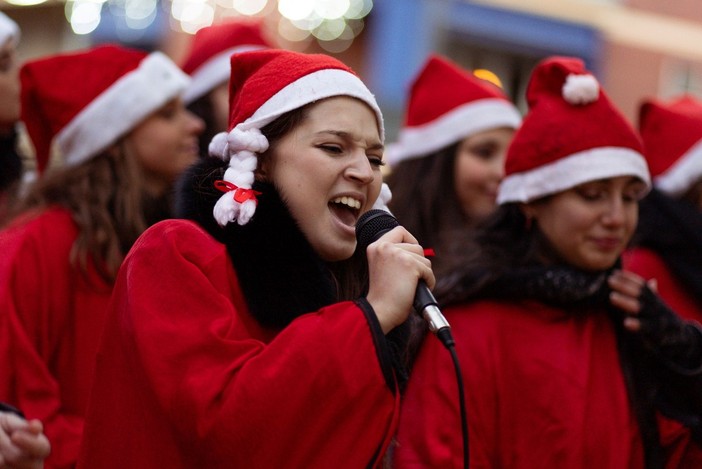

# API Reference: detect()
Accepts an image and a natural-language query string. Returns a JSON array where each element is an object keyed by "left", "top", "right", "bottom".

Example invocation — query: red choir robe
[
  {"left": 394, "top": 299, "right": 700, "bottom": 468},
  {"left": 77, "top": 219, "right": 401, "bottom": 468},
  {"left": 0, "top": 207, "right": 112, "bottom": 468},
  {"left": 623, "top": 247, "right": 702, "bottom": 466}
]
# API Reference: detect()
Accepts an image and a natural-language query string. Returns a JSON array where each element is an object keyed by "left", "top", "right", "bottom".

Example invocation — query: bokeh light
[
  {"left": 66, "top": 0, "right": 104, "bottom": 35},
  {"left": 473, "top": 69, "right": 504, "bottom": 89},
  {"left": 231, "top": 0, "right": 267, "bottom": 16}
]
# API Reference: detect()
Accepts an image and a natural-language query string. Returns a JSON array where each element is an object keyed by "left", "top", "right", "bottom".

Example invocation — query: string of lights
[{"left": 29, "top": 0, "right": 374, "bottom": 52}]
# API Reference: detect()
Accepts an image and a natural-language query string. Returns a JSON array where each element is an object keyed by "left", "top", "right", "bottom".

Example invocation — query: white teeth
[{"left": 332, "top": 196, "right": 361, "bottom": 209}]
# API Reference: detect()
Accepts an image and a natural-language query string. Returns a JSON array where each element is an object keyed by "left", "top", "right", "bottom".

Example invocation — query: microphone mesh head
[{"left": 355, "top": 209, "right": 399, "bottom": 250}]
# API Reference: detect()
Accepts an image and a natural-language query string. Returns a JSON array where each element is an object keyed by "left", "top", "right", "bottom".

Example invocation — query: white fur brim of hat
[
  {"left": 211, "top": 68, "right": 385, "bottom": 227},
  {"left": 183, "top": 44, "right": 266, "bottom": 105},
  {"left": 655, "top": 138, "right": 702, "bottom": 196},
  {"left": 56, "top": 52, "right": 190, "bottom": 167},
  {"left": 497, "top": 147, "right": 651, "bottom": 204},
  {"left": 240, "top": 68, "right": 383, "bottom": 140},
  {"left": 385, "top": 98, "right": 521, "bottom": 166},
  {"left": 0, "top": 12, "right": 19, "bottom": 47}
]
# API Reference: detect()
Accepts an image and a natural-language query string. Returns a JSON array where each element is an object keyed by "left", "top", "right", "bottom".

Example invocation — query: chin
[
  {"left": 316, "top": 243, "right": 355, "bottom": 262},
  {"left": 578, "top": 257, "right": 619, "bottom": 272}
]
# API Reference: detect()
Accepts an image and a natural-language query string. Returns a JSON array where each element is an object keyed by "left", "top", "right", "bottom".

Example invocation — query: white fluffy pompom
[
  {"left": 562, "top": 73, "right": 600, "bottom": 105},
  {"left": 227, "top": 127, "right": 269, "bottom": 153},
  {"left": 237, "top": 199, "right": 258, "bottom": 225},
  {"left": 371, "top": 182, "right": 393, "bottom": 212},
  {"left": 213, "top": 192, "right": 239, "bottom": 227},
  {"left": 208, "top": 132, "right": 229, "bottom": 159}
]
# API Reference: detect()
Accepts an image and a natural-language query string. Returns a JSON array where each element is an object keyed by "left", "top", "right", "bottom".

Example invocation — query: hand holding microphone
[{"left": 356, "top": 210, "right": 453, "bottom": 345}]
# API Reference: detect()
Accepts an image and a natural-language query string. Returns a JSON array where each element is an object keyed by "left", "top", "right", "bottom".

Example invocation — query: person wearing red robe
[
  {"left": 0, "top": 45, "right": 203, "bottom": 468},
  {"left": 77, "top": 49, "right": 433, "bottom": 468},
  {"left": 394, "top": 57, "right": 702, "bottom": 468},
  {"left": 624, "top": 95, "right": 702, "bottom": 323}
]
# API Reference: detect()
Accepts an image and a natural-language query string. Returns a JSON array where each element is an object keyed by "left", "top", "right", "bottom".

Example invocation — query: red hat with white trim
[
  {"left": 639, "top": 95, "right": 702, "bottom": 196},
  {"left": 209, "top": 49, "right": 387, "bottom": 227},
  {"left": 386, "top": 54, "right": 521, "bottom": 166},
  {"left": 181, "top": 20, "right": 271, "bottom": 104},
  {"left": 498, "top": 56, "right": 650, "bottom": 204},
  {"left": 0, "top": 12, "right": 19, "bottom": 47},
  {"left": 20, "top": 44, "right": 189, "bottom": 174}
]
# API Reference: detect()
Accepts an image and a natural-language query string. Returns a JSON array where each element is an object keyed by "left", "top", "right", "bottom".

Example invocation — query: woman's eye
[
  {"left": 577, "top": 189, "right": 602, "bottom": 201},
  {"left": 158, "top": 106, "right": 178, "bottom": 119},
  {"left": 473, "top": 145, "right": 496, "bottom": 159},
  {"left": 368, "top": 156, "right": 385, "bottom": 167},
  {"left": 319, "top": 144, "right": 342, "bottom": 154},
  {"left": 623, "top": 191, "right": 642, "bottom": 203}
]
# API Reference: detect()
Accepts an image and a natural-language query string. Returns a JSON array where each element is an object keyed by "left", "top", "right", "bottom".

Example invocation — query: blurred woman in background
[
  {"left": 386, "top": 54, "right": 521, "bottom": 275},
  {"left": 0, "top": 44, "right": 203, "bottom": 468},
  {"left": 180, "top": 19, "right": 272, "bottom": 157},
  {"left": 395, "top": 56, "right": 702, "bottom": 469},
  {"left": 625, "top": 95, "right": 702, "bottom": 321}
]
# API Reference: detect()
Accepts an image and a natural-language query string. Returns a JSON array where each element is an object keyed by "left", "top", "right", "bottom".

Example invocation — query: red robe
[
  {"left": 0, "top": 207, "right": 112, "bottom": 469},
  {"left": 623, "top": 247, "right": 702, "bottom": 466},
  {"left": 623, "top": 247, "right": 702, "bottom": 324},
  {"left": 394, "top": 299, "right": 700, "bottom": 468},
  {"left": 77, "top": 219, "right": 401, "bottom": 468}
]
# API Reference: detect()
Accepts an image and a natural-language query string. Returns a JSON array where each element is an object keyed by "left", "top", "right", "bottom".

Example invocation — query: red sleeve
[
  {"left": 0, "top": 211, "right": 83, "bottom": 469},
  {"left": 80, "top": 220, "right": 400, "bottom": 468}
]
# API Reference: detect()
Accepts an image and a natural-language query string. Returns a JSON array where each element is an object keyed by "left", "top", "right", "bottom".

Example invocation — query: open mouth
[{"left": 329, "top": 196, "right": 361, "bottom": 227}]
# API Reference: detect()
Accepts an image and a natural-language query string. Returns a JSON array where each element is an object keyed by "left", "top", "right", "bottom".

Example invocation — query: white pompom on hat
[
  {"left": 639, "top": 95, "right": 702, "bottom": 196},
  {"left": 498, "top": 56, "right": 650, "bottom": 204},
  {"left": 386, "top": 54, "right": 521, "bottom": 166},
  {"left": 210, "top": 49, "right": 386, "bottom": 227}
]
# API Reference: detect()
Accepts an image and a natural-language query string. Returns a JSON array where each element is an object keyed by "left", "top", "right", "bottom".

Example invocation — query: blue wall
[{"left": 366, "top": 0, "right": 602, "bottom": 114}]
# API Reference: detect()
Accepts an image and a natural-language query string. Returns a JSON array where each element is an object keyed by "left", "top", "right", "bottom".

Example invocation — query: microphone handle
[{"left": 413, "top": 280, "right": 451, "bottom": 333}]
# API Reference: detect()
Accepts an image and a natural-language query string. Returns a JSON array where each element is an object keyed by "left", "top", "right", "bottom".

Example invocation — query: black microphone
[{"left": 355, "top": 209, "right": 453, "bottom": 342}]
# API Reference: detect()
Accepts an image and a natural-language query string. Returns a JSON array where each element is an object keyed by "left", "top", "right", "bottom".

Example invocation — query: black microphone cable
[{"left": 355, "top": 209, "right": 469, "bottom": 469}]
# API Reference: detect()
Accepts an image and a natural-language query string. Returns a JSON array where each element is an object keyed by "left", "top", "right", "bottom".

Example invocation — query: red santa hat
[
  {"left": 639, "top": 95, "right": 702, "bottom": 196},
  {"left": 498, "top": 56, "right": 650, "bottom": 204},
  {"left": 20, "top": 44, "right": 189, "bottom": 174},
  {"left": 0, "top": 12, "right": 19, "bottom": 47},
  {"left": 209, "top": 48, "right": 387, "bottom": 227},
  {"left": 386, "top": 54, "right": 521, "bottom": 166},
  {"left": 180, "top": 20, "right": 271, "bottom": 104}
]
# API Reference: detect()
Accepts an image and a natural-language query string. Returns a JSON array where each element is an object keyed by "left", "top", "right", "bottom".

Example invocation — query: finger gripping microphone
[{"left": 355, "top": 209, "right": 453, "bottom": 343}]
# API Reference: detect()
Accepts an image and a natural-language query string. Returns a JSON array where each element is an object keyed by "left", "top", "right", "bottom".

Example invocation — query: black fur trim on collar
[{"left": 175, "top": 157, "right": 337, "bottom": 329}]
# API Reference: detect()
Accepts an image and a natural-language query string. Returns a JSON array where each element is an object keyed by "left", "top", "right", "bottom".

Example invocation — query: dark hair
[
  {"left": 680, "top": 178, "right": 702, "bottom": 208},
  {"left": 436, "top": 203, "right": 555, "bottom": 306},
  {"left": 387, "top": 143, "right": 467, "bottom": 271},
  {"left": 12, "top": 143, "right": 162, "bottom": 284},
  {"left": 187, "top": 94, "right": 219, "bottom": 158}
]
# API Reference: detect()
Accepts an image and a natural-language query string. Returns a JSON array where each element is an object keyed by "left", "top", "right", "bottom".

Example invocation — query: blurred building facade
[{"left": 5, "top": 0, "right": 702, "bottom": 140}]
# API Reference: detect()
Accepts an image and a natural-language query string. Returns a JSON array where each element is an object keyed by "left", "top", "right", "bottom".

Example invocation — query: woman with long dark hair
[
  {"left": 387, "top": 54, "right": 521, "bottom": 275},
  {"left": 625, "top": 95, "right": 702, "bottom": 321},
  {"left": 394, "top": 56, "right": 702, "bottom": 468},
  {"left": 78, "top": 49, "right": 433, "bottom": 468},
  {"left": 0, "top": 44, "right": 203, "bottom": 468}
]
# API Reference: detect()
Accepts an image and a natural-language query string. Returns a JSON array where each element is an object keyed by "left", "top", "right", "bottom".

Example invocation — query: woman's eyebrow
[{"left": 314, "top": 130, "right": 384, "bottom": 151}]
